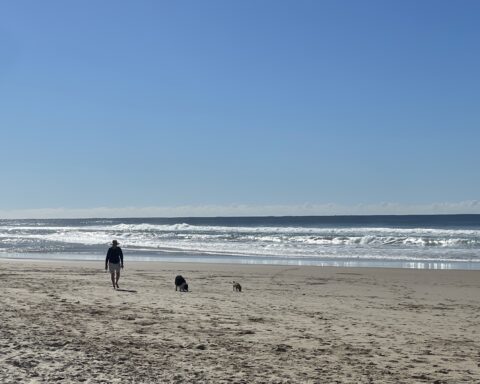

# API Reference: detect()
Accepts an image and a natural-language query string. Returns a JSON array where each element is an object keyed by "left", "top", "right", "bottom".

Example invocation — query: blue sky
[{"left": 0, "top": 0, "right": 479, "bottom": 217}]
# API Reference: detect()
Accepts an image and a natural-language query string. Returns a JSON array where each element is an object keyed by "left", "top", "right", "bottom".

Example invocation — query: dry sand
[{"left": 0, "top": 259, "right": 479, "bottom": 383}]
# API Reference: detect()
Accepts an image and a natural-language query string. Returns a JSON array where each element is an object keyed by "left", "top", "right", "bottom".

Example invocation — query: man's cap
[{"left": 112, "top": 240, "right": 119, "bottom": 245}]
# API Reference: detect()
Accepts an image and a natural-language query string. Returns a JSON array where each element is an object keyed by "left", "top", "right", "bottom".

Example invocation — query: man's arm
[
  {"left": 120, "top": 248, "right": 124, "bottom": 268},
  {"left": 105, "top": 248, "right": 110, "bottom": 270}
]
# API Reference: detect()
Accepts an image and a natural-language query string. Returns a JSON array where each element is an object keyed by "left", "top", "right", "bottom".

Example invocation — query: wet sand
[{"left": 0, "top": 259, "right": 479, "bottom": 383}]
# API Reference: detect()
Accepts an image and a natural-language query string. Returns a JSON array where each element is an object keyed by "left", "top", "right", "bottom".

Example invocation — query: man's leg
[
  {"left": 115, "top": 270, "right": 120, "bottom": 289},
  {"left": 110, "top": 272, "right": 116, "bottom": 289}
]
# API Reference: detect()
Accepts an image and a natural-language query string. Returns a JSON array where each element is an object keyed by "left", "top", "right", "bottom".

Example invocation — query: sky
[{"left": 0, "top": 0, "right": 479, "bottom": 218}]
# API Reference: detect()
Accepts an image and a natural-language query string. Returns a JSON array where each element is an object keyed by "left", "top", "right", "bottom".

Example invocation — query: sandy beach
[{"left": 0, "top": 259, "right": 479, "bottom": 383}]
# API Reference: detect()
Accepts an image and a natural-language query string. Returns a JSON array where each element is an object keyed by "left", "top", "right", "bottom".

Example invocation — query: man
[{"left": 105, "top": 240, "right": 124, "bottom": 289}]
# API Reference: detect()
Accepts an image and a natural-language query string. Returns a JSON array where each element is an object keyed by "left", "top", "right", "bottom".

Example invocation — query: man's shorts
[{"left": 108, "top": 262, "right": 121, "bottom": 274}]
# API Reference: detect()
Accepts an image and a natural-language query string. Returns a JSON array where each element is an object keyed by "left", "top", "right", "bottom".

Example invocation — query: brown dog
[{"left": 232, "top": 281, "right": 242, "bottom": 292}]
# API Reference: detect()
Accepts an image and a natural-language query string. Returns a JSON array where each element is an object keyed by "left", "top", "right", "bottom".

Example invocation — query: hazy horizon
[{"left": 1, "top": 200, "right": 479, "bottom": 220}]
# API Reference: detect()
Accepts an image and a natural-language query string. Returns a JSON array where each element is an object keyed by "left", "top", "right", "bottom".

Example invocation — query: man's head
[{"left": 112, "top": 240, "right": 119, "bottom": 248}]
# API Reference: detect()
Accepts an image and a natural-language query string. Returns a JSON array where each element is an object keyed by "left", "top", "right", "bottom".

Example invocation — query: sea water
[{"left": 0, "top": 215, "right": 479, "bottom": 269}]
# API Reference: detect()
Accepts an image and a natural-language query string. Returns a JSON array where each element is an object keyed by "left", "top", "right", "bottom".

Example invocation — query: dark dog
[
  {"left": 175, "top": 275, "right": 189, "bottom": 292},
  {"left": 233, "top": 281, "right": 242, "bottom": 292}
]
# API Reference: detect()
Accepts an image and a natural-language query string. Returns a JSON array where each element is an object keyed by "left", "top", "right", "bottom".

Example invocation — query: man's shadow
[{"left": 116, "top": 289, "right": 137, "bottom": 293}]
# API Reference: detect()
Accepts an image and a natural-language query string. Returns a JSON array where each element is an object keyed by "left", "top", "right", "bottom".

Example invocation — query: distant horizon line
[
  {"left": 2, "top": 213, "right": 480, "bottom": 221},
  {"left": 0, "top": 201, "right": 479, "bottom": 219}
]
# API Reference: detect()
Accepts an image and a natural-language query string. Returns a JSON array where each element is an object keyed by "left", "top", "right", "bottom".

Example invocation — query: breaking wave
[{"left": 0, "top": 217, "right": 479, "bottom": 263}]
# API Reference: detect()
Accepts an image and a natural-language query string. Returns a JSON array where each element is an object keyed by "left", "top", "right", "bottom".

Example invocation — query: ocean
[{"left": 1, "top": 215, "right": 479, "bottom": 269}]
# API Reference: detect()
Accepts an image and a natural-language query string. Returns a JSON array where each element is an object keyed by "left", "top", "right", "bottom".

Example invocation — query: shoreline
[
  {"left": 1, "top": 259, "right": 479, "bottom": 382},
  {"left": 1, "top": 252, "right": 480, "bottom": 270}
]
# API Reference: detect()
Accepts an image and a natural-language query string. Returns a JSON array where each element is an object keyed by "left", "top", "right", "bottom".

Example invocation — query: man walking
[{"left": 105, "top": 240, "right": 124, "bottom": 289}]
